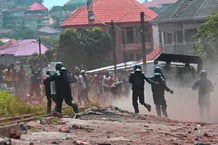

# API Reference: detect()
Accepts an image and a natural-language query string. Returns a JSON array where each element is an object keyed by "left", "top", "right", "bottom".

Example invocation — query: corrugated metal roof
[
  {"left": 143, "top": 0, "right": 177, "bottom": 8},
  {"left": 0, "top": 39, "right": 48, "bottom": 56},
  {"left": 152, "top": 0, "right": 218, "bottom": 23}
]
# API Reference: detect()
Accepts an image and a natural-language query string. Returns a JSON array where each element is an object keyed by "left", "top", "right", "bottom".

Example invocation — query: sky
[{"left": 43, "top": 0, "right": 151, "bottom": 10}]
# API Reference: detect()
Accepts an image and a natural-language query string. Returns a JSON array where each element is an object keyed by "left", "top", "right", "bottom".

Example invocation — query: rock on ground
[{"left": 5, "top": 106, "right": 218, "bottom": 145}]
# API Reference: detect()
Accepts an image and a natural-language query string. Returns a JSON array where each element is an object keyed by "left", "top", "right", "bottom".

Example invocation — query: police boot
[
  {"left": 162, "top": 105, "right": 168, "bottom": 117},
  {"left": 163, "top": 111, "right": 168, "bottom": 117},
  {"left": 156, "top": 105, "right": 161, "bottom": 116},
  {"left": 162, "top": 108, "right": 168, "bottom": 117},
  {"left": 47, "top": 99, "right": 52, "bottom": 114},
  {"left": 72, "top": 101, "right": 79, "bottom": 113},
  {"left": 135, "top": 108, "right": 139, "bottom": 114},
  {"left": 144, "top": 103, "right": 151, "bottom": 112}
]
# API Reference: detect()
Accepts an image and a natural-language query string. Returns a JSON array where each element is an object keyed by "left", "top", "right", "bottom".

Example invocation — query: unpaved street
[{"left": 8, "top": 106, "right": 218, "bottom": 145}]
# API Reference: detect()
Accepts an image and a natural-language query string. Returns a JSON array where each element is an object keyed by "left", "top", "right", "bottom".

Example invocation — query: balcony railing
[
  {"left": 125, "top": 42, "right": 152, "bottom": 51},
  {"left": 160, "top": 42, "right": 198, "bottom": 55}
]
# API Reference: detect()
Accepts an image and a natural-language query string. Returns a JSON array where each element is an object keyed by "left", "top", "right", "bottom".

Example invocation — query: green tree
[
  {"left": 27, "top": 53, "right": 47, "bottom": 69},
  {"left": 41, "top": 37, "right": 59, "bottom": 50},
  {"left": 58, "top": 27, "right": 112, "bottom": 70},
  {"left": 44, "top": 49, "right": 57, "bottom": 63},
  {"left": 16, "top": 26, "right": 37, "bottom": 39},
  {"left": 28, "top": 50, "right": 57, "bottom": 69},
  {"left": 40, "top": 37, "right": 58, "bottom": 62},
  {"left": 49, "top": 6, "right": 70, "bottom": 30},
  {"left": 49, "top": 6, "right": 64, "bottom": 13},
  {"left": 27, "top": 37, "right": 58, "bottom": 68},
  {"left": 193, "top": 11, "right": 218, "bottom": 61}
]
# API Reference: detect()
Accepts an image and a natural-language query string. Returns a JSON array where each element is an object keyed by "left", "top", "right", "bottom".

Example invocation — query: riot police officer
[
  {"left": 43, "top": 70, "right": 56, "bottom": 114},
  {"left": 192, "top": 69, "right": 213, "bottom": 121},
  {"left": 153, "top": 66, "right": 165, "bottom": 79},
  {"left": 129, "top": 64, "right": 151, "bottom": 114},
  {"left": 145, "top": 66, "right": 173, "bottom": 117},
  {"left": 53, "top": 62, "right": 78, "bottom": 116}
]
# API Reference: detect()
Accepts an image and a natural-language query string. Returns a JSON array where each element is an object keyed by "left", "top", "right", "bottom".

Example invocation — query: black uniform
[
  {"left": 145, "top": 74, "right": 173, "bottom": 117},
  {"left": 129, "top": 71, "right": 151, "bottom": 114},
  {"left": 43, "top": 73, "right": 56, "bottom": 114},
  {"left": 192, "top": 71, "right": 213, "bottom": 121},
  {"left": 53, "top": 68, "right": 78, "bottom": 114}
]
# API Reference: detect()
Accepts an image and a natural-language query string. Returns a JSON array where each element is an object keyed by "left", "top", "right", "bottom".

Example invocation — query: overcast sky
[{"left": 43, "top": 0, "right": 151, "bottom": 9}]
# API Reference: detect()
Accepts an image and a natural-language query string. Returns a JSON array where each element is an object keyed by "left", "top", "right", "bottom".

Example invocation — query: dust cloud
[{"left": 111, "top": 70, "right": 218, "bottom": 123}]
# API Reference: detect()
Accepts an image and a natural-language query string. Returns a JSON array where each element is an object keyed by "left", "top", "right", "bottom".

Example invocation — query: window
[
  {"left": 164, "top": 32, "right": 173, "bottom": 44},
  {"left": 185, "top": 29, "right": 197, "bottom": 42},
  {"left": 159, "top": 32, "right": 162, "bottom": 43},
  {"left": 126, "top": 27, "right": 134, "bottom": 43},
  {"left": 145, "top": 27, "right": 151, "bottom": 42},
  {"left": 137, "top": 26, "right": 151, "bottom": 42},
  {"left": 175, "top": 31, "right": 183, "bottom": 43},
  {"left": 125, "top": 53, "right": 134, "bottom": 61},
  {"left": 135, "top": 53, "right": 141, "bottom": 60}
]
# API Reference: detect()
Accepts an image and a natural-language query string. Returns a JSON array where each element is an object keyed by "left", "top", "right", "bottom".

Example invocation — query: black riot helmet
[
  {"left": 200, "top": 69, "right": 207, "bottom": 79},
  {"left": 55, "top": 62, "right": 64, "bottom": 70},
  {"left": 154, "top": 66, "right": 162, "bottom": 73},
  {"left": 134, "top": 64, "right": 142, "bottom": 72}
]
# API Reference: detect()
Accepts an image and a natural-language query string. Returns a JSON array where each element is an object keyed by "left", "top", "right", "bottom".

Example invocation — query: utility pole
[
  {"left": 140, "top": 12, "right": 146, "bottom": 71},
  {"left": 111, "top": 20, "right": 117, "bottom": 77},
  {"left": 38, "top": 37, "right": 42, "bottom": 72},
  {"left": 122, "top": 31, "right": 127, "bottom": 69}
]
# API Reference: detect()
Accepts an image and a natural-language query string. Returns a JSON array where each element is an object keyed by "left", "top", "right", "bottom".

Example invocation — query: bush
[{"left": 0, "top": 91, "right": 45, "bottom": 117}]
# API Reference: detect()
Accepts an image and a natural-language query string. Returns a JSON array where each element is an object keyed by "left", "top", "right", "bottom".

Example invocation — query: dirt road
[
  {"left": 7, "top": 105, "right": 218, "bottom": 145},
  {"left": 4, "top": 77, "right": 218, "bottom": 145}
]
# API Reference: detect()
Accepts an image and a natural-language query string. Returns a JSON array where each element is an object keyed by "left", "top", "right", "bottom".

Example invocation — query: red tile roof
[
  {"left": 29, "top": 2, "right": 48, "bottom": 11},
  {"left": 143, "top": 0, "right": 177, "bottom": 8},
  {"left": 146, "top": 47, "right": 160, "bottom": 61},
  {"left": 61, "top": 0, "right": 157, "bottom": 28},
  {"left": 139, "top": 48, "right": 160, "bottom": 62},
  {"left": 0, "top": 39, "right": 17, "bottom": 50}
]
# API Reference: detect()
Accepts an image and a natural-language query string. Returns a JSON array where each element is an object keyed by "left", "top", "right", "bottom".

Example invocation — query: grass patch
[{"left": 0, "top": 91, "right": 45, "bottom": 117}]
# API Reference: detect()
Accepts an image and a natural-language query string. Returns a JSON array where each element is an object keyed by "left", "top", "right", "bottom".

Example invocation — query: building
[
  {"left": 27, "top": 2, "right": 49, "bottom": 30},
  {"left": 38, "top": 26, "right": 60, "bottom": 38},
  {"left": 0, "top": 39, "right": 17, "bottom": 50},
  {"left": 60, "top": 0, "right": 157, "bottom": 63},
  {"left": 0, "top": 39, "right": 48, "bottom": 66},
  {"left": 152, "top": 0, "right": 218, "bottom": 55},
  {"left": 142, "top": 0, "right": 177, "bottom": 14},
  {"left": 65, "top": 0, "right": 87, "bottom": 9},
  {"left": 0, "top": 0, "right": 14, "bottom": 28},
  {"left": 3, "top": 2, "right": 49, "bottom": 31}
]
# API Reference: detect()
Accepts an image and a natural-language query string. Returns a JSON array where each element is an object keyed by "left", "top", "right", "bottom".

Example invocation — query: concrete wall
[{"left": 152, "top": 24, "right": 159, "bottom": 49}]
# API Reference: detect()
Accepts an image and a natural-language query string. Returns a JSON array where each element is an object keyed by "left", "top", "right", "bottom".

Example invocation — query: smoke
[{"left": 111, "top": 72, "right": 218, "bottom": 123}]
